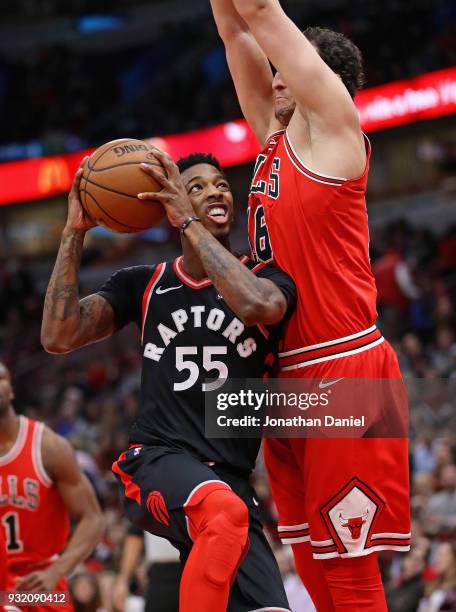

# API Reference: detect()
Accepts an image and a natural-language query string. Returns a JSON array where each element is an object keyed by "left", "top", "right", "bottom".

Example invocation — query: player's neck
[
  {"left": 181, "top": 237, "right": 231, "bottom": 280},
  {"left": 0, "top": 408, "right": 20, "bottom": 447}
]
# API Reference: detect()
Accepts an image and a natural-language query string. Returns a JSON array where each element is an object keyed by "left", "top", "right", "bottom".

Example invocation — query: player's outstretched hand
[
  {"left": 138, "top": 148, "right": 194, "bottom": 228},
  {"left": 15, "top": 565, "right": 61, "bottom": 593},
  {"left": 65, "top": 156, "right": 96, "bottom": 233}
]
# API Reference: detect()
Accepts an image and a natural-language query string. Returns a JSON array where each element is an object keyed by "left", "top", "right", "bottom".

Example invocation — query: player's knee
[{"left": 197, "top": 491, "right": 249, "bottom": 586}]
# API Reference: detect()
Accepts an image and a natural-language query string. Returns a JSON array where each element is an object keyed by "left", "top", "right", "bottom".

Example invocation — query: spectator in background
[
  {"left": 373, "top": 246, "right": 419, "bottom": 314},
  {"left": 424, "top": 464, "right": 456, "bottom": 536},
  {"left": 70, "top": 572, "right": 103, "bottom": 612},
  {"left": 418, "top": 542, "right": 456, "bottom": 611},
  {"left": 387, "top": 551, "right": 426, "bottom": 612}
]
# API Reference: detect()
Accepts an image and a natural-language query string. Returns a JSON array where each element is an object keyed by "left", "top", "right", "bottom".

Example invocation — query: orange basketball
[{"left": 79, "top": 138, "right": 166, "bottom": 233}]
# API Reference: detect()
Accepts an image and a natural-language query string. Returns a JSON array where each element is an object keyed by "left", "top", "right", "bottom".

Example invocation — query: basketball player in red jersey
[
  {"left": 0, "top": 363, "right": 104, "bottom": 611},
  {"left": 210, "top": 1, "right": 411, "bottom": 609}
]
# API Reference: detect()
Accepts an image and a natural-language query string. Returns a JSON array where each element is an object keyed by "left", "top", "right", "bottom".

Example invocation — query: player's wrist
[{"left": 180, "top": 215, "right": 202, "bottom": 235}]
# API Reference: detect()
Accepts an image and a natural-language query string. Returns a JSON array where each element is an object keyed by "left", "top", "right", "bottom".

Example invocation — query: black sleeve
[
  {"left": 127, "top": 523, "right": 144, "bottom": 538},
  {"left": 97, "top": 265, "right": 156, "bottom": 329},
  {"left": 255, "top": 263, "right": 297, "bottom": 317}
]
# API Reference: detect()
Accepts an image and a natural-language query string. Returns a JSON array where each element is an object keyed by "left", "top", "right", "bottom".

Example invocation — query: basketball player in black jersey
[{"left": 41, "top": 152, "right": 295, "bottom": 612}]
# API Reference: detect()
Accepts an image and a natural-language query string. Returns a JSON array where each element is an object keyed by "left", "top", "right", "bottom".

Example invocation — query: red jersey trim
[
  {"left": 283, "top": 131, "right": 346, "bottom": 186},
  {"left": 279, "top": 325, "right": 378, "bottom": 358},
  {"left": 31, "top": 422, "right": 52, "bottom": 488},
  {"left": 279, "top": 328, "right": 384, "bottom": 370},
  {"left": 174, "top": 255, "right": 250, "bottom": 289},
  {"left": 264, "top": 128, "right": 286, "bottom": 144},
  {"left": 174, "top": 256, "right": 213, "bottom": 289},
  {"left": 141, "top": 262, "right": 166, "bottom": 344},
  {"left": 312, "top": 542, "right": 411, "bottom": 560},
  {"left": 112, "top": 451, "right": 142, "bottom": 506},
  {"left": 0, "top": 416, "right": 27, "bottom": 466},
  {"left": 251, "top": 261, "right": 267, "bottom": 274}
]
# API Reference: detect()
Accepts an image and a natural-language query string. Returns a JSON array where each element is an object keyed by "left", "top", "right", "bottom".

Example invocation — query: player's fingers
[
  {"left": 70, "top": 168, "right": 84, "bottom": 194},
  {"left": 151, "top": 149, "right": 179, "bottom": 179},
  {"left": 137, "top": 191, "right": 173, "bottom": 202},
  {"left": 70, "top": 158, "right": 88, "bottom": 195},
  {"left": 139, "top": 163, "right": 169, "bottom": 188},
  {"left": 15, "top": 573, "right": 35, "bottom": 589}
]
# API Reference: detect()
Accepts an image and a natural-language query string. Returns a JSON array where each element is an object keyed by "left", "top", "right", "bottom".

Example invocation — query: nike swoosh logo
[
  {"left": 319, "top": 377, "right": 344, "bottom": 389},
  {"left": 156, "top": 285, "right": 183, "bottom": 294}
]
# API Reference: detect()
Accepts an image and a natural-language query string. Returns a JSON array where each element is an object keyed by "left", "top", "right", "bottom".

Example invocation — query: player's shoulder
[
  {"left": 100, "top": 263, "right": 164, "bottom": 293},
  {"left": 243, "top": 255, "right": 268, "bottom": 274},
  {"left": 41, "top": 425, "right": 77, "bottom": 480},
  {"left": 243, "top": 255, "right": 292, "bottom": 280}
]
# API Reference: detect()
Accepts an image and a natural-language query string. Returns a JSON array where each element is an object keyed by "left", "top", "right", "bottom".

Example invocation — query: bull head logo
[{"left": 339, "top": 509, "right": 369, "bottom": 540}]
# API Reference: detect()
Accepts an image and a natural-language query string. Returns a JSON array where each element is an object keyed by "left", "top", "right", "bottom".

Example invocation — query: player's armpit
[
  {"left": 41, "top": 429, "right": 105, "bottom": 578},
  {"left": 210, "top": 0, "right": 277, "bottom": 145}
]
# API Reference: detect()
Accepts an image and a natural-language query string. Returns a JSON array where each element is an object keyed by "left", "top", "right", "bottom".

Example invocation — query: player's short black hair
[
  {"left": 304, "top": 27, "right": 365, "bottom": 98},
  {"left": 177, "top": 153, "right": 224, "bottom": 175}
]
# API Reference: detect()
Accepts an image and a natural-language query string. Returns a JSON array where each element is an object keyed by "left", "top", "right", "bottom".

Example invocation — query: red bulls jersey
[
  {"left": 0, "top": 417, "right": 70, "bottom": 578},
  {"left": 248, "top": 129, "right": 378, "bottom": 356}
]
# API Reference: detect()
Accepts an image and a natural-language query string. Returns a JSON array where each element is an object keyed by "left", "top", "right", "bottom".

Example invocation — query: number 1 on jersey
[{"left": 2, "top": 512, "right": 23, "bottom": 552}]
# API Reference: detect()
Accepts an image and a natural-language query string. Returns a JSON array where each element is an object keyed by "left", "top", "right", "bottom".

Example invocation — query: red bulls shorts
[{"left": 264, "top": 328, "right": 411, "bottom": 560}]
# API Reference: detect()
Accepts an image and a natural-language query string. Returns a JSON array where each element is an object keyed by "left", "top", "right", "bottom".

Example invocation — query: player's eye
[
  {"left": 217, "top": 182, "right": 229, "bottom": 190},
  {"left": 189, "top": 184, "right": 202, "bottom": 194}
]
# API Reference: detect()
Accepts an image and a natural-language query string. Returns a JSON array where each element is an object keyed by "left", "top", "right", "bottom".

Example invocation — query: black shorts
[{"left": 113, "top": 445, "right": 290, "bottom": 612}]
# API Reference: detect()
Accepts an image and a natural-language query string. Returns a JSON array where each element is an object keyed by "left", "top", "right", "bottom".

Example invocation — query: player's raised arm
[
  {"left": 41, "top": 162, "right": 117, "bottom": 354},
  {"left": 210, "top": 0, "right": 278, "bottom": 145},
  {"left": 16, "top": 430, "right": 104, "bottom": 593},
  {"left": 231, "top": 0, "right": 366, "bottom": 176},
  {"left": 140, "top": 150, "right": 294, "bottom": 327}
]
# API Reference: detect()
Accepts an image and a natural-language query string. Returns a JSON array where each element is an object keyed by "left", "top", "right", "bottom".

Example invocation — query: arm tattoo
[
  {"left": 195, "top": 231, "right": 272, "bottom": 304},
  {"left": 43, "top": 230, "right": 115, "bottom": 349},
  {"left": 79, "top": 296, "right": 115, "bottom": 338},
  {"left": 45, "top": 231, "right": 85, "bottom": 322}
]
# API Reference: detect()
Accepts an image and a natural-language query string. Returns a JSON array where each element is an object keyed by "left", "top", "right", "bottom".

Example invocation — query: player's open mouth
[{"left": 206, "top": 203, "right": 229, "bottom": 225}]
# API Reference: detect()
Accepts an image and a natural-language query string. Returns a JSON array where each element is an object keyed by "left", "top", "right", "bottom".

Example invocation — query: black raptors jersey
[{"left": 99, "top": 254, "right": 295, "bottom": 473}]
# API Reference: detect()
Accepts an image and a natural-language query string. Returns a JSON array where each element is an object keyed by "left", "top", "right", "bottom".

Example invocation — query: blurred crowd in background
[
  {"left": 0, "top": 216, "right": 455, "bottom": 611},
  {"left": 1, "top": 0, "right": 456, "bottom": 158}
]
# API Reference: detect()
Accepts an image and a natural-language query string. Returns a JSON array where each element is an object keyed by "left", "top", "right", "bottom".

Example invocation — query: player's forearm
[
  {"left": 211, "top": 0, "right": 274, "bottom": 144},
  {"left": 210, "top": 0, "right": 246, "bottom": 38},
  {"left": 41, "top": 228, "right": 86, "bottom": 353},
  {"left": 185, "top": 223, "right": 284, "bottom": 325},
  {"left": 52, "top": 511, "right": 104, "bottom": 578},
  {"left": 118, "top": 535, "right": 144, "bottom": 581}
]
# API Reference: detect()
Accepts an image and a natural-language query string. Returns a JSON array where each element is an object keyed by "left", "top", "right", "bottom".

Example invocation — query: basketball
[{"left": 79, "top": 138, "right": 166, "bottom": 233}]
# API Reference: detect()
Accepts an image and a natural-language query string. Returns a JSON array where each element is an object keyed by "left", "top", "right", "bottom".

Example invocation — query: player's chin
[
  {"left": 275, "top": 103, "right": 295, "bottom": 126},
  {"left": 204, "top": 218, "right": 232, "bottom": 239}
]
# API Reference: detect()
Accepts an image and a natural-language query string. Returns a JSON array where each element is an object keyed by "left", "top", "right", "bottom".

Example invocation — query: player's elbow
[
  {"left": 233, "top": 0, "right": 270, "bottom": 21},
  {"left": 92, "top": 509, "right": 106, "bottom": 543},
  {"left": 215, "top": 15, "right": 246, "bottom": 41},
  {"left": 242, "top": 297, "right": 284, "bottom": 327},
  {"left": 41, "top": 330, "right": 75, "bottom": 354}
]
